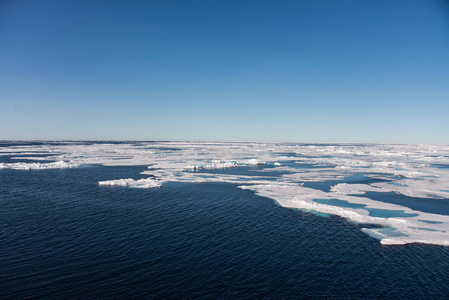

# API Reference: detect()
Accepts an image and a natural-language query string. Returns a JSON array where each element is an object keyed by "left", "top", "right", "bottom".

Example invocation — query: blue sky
[{"left": 1, "top": 0, "right": 448, "bottom": 143}]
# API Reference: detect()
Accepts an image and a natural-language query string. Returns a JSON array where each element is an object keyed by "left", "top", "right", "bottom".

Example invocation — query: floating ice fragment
[
  {"left": 0, "top": 161, "right": 78, "bottom": 170},
  {"left": 245, "top": 158, "right": 264, "bottom": 165},
  {"left": 184, "top": 161, "right": 238, "bottom": 170},
  {"left": 98, "top": 178, "right": 161, "bottom": 188}
]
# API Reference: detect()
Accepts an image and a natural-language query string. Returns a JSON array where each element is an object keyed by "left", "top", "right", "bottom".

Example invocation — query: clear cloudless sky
[{"left": 1, "top": 0, "right": 448, "bottom": 143}]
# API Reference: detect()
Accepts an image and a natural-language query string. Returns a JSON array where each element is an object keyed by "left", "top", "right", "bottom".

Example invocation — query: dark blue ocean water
[{"left": 1, "top": 166, "right": 449, "bottom": 299}]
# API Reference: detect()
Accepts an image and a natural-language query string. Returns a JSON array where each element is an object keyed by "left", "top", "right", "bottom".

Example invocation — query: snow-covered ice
[{"left": 0, "top": 160, "right": 78, "bottom": 170}]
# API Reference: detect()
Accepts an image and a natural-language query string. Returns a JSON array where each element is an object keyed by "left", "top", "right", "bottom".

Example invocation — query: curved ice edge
[
  {"left": 0, "top": 160, "right": 79, "bottom": 170},
  {"left": 98, "top": 178, "right": 162, "bottom": 188},
  {"left": 238, "top": 184, "right": 449, "bottom": 246}
]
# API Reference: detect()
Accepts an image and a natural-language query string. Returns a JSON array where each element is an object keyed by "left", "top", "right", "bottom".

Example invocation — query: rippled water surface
[{"left": 1, "top": 166, "right": 449, "bottom": 299}]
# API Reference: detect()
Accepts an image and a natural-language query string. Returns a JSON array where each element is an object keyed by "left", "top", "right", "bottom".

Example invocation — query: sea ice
[
  {"left": 2, "top": 141, "right": 449, "bottom": 245},
  {"left": 0, "top": 160, "right": 78, "bottom": 170}
]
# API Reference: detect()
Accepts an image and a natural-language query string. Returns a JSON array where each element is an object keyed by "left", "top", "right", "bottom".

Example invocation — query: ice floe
[
  {"left": 0, "top": 160, "right": 78, "bottom": 170},
  {"left": 98, "top": 178, "right": 161, "bottom": 188}
]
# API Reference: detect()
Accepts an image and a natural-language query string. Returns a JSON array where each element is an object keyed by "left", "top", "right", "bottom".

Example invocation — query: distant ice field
[{"left": 1, "top": 141, "right": 449, "bottom": 246}]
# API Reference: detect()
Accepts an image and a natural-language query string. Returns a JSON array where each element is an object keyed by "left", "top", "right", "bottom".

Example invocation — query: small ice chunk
[
  {"left": 98, "top": 178, "right": 161, "bottom": 188},
  {"left": 246, "top": 159, "right": 264, "bottom": 165}
]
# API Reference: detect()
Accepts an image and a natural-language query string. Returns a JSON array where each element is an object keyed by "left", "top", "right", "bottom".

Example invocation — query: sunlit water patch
[
  {"left": 304, "top": 173, "right": 390, "bottom": 192},
  {"left": 361, "top": 191, "right": 449, "bottom": 216},
  {"left": 365, "top": 208, "right": 419, "bottom": 218}
]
